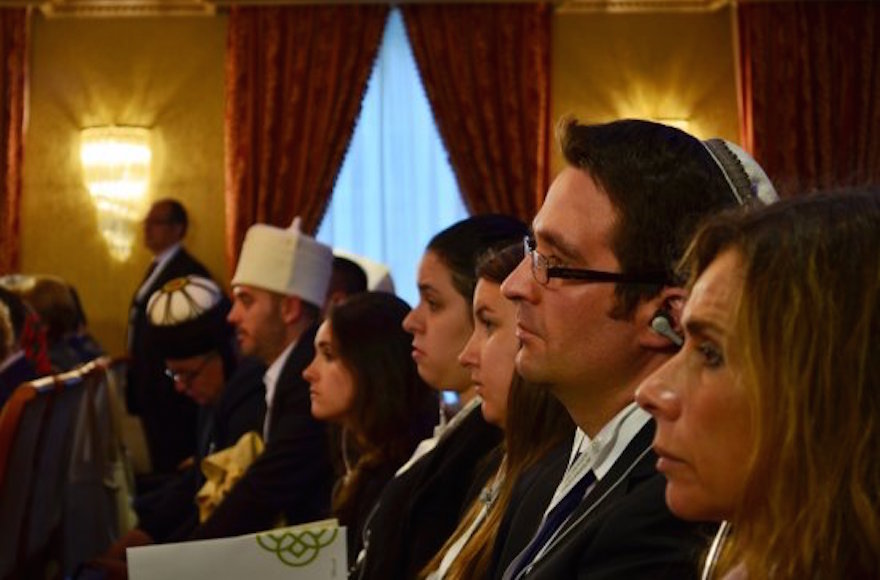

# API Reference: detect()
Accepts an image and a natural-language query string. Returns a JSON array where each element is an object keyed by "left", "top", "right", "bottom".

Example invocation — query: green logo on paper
[{"left": 256, "top": 528, "right": 339, "bottom": 567}]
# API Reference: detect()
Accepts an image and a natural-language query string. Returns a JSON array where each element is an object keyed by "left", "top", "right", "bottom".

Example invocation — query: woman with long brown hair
[
  {"left": 304, "top": 291, "right": 439, "bottom": 566},
  {"left": 637, "top": 190, "right": 880, "bottom": 578}
]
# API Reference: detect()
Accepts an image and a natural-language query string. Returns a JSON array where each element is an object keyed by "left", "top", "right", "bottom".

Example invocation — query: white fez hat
[{"left": 231, "top": 217, "right": 333, "bottom": 308}]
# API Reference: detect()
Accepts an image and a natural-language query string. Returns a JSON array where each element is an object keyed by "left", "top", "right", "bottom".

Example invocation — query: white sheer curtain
[{"left": 316, "top": 9, "right": 468, "bottom": 306}]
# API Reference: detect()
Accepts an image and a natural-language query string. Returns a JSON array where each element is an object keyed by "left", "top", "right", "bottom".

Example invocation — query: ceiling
[{"left": 12, "top": 0, "right": 733, "bottom": 18}]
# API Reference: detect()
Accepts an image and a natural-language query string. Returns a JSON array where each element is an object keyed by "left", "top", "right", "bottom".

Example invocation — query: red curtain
[
  {"left": 225, "top": 5, "right": 389, "bottom": 269},
  {"left": 738, "top": 1, "right": 880, "bottom": 197},
  {"left": 402, "top": 4, "right": 551, "bottom": 221},
  {"left": 0, "top": 9, "right": 27, "bottom": 275}
]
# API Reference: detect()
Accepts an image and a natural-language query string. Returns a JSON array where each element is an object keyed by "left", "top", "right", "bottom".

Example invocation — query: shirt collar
[
  {"left": 263, "top": 339, "right": 297, "bottom": 409},
  {"left": 570, "top": 401, "right": 651, "bottom": 480},
  {"left": 153, "top": 242, "right": 181, "bottom": 270}
]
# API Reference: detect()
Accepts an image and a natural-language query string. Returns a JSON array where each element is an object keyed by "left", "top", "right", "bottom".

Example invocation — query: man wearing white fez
[{"left": 188, "top": 218, "right": 335, "bottom": 539}]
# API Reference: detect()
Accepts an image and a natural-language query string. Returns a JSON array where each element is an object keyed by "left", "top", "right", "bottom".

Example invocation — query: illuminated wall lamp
[{"left": 80, "top": 126, "right": 152, "bottom": 261}]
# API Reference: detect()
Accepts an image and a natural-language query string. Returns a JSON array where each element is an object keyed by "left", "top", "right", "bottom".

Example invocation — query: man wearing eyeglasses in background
[
  {"left": 90, "top": 276, "right": 266, "bottom": 568},
  {"left": 127, "top": 199, "right": 214, "bottom": 476},
  {"left": 494, "top": 118, "right": 775, "bottom": 579}
]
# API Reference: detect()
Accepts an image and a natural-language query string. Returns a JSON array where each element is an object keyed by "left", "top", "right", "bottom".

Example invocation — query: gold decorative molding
[
  {"left": 558, "top": 0, "right": 730, "bottom": 13},
  {"left": 38, "top": 0, "right": 216, "bottom": 18},
  {"left": 21, "top": 0, "right": 734, "bottom": 18}
]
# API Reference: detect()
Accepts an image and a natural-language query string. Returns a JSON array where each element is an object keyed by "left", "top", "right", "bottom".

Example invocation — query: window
[{"left": 316, "top": 9, "right": 468, "bottom": 306}]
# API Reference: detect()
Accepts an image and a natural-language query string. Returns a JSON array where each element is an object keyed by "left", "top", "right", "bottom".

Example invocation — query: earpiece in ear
[{"left": 650, "top": 309, "right": 683, "bottom": 347}]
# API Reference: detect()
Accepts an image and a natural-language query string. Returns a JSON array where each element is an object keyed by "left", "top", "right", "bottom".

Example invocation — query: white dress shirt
[
  {"left": 261, "top": 339, "right": 297, "bottom": 441},
  {"left": 135, "top": 243, "right": 181, "bottom": 302}
]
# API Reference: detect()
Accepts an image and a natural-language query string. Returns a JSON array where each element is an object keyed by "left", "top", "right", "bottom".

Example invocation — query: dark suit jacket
[
  {"left": 135, "top": 356, "right": 267, "bottom": 542},
  {"left": 355, "top": 404, "right": 503, "bottom": 579},
  {"left": 490, "top": 441, "right": 570, "bottom": 579},
  {"left": 189, "top": 326, "right": 334, "bottom": 540},
  {"left": 497, "top": 421, "right": 716, "bottom": 580},
  {"left": 126, "top": 246, "right": 211, "bottom": 473}
]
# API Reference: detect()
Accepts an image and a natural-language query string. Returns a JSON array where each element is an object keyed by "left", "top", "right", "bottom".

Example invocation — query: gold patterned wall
[
  {"left": 551, "top": 7, "right": 739, "bottom": 173},
  {"left": 21, "top": 12, "right": 228, "bottom": 356}
]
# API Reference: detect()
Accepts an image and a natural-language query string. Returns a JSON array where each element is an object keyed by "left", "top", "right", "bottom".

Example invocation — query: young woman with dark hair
[
  {"left": 353, "top": 214, "right": 528, "bottom": 579},
  {"left": 304, "top": 291, "right": 438, "bottom": 566}
]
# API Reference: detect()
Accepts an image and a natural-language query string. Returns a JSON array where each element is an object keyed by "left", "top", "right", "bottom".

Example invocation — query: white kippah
[
  {"left": 702, "top": 138, "right": 779, "bottom": 206},
  {"left": 231, "top": 216, "right": 333, "bottom": 307}
]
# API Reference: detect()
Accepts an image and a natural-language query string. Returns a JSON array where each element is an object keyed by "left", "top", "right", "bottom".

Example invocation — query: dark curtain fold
[
  {"left": 401, "top": 3, "right": 551, "bottom": 221},
  {"left": 738, "top": 1, "right": 880, "bottom": 197},
  {"left": 225, "top": 5, "right": 389, "bottom": 269},
  {"left": 0, "top": 9, "right": 27, "bottom": 275}
]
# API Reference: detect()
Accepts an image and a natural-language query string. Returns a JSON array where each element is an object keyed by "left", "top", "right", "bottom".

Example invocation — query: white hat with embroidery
[
  {"left": 146, "top": 275, "right": 232, "bottom": 359},
  {"left": 231, "top": 216, "right": 333, "bottom": 308}
]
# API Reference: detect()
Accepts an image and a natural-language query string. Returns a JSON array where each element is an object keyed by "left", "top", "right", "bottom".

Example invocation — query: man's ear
[
  {"left": 279, "top": 295, "right": 303, "bottom": 326},
  {"left": 637, "top": 287, "right": 687, "bottom": 350}
]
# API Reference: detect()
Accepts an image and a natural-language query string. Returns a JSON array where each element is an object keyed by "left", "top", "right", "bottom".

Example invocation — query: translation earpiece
[{"left": 650, "top": 309, "right": 683, "bottom": 347}]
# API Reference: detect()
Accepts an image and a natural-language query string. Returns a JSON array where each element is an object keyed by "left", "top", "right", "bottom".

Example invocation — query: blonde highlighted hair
[{"left": 683, "top": 190, "right": 880, "bottom": 578}]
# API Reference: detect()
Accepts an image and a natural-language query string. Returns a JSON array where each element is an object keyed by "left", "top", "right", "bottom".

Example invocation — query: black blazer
[
  {"left": 355, "top": 404, "right": 503, "bottom": 579},
  {"left": 135, "top": 356, "right": 267, "bottom": 543},
  {"left": 126, "top": 246, "right": 212, "bottom": 473},
  {"left": 189, "top": 326, "right": 334, "bottom": 540},
  {"left": 497, "top": 421, "right": 716, "bottom": 580},
  {"left": 209, "top": 356, "right": 267, "bottom": 456}
]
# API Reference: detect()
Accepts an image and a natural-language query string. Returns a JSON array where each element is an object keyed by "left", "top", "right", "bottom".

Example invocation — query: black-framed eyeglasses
[
  {"left": 165, "top": 352, "right": 217, "bottom": 385},
  {"left": 523, "top": 235, "right": 670, "bottom": 286}
]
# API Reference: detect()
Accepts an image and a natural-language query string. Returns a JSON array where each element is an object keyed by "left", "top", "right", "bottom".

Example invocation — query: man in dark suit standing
[
  {"left": 189, "top": 217, "right": 335, "bottom": 539},
  {"left": 495, "top": 120, "right": 776, "bottom": 579},
  {"left": 127, "top": 198, "right": 212, "bottom": 474}
]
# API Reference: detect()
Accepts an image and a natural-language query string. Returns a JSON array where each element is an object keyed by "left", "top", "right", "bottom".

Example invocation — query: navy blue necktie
[{"left": 506, "top": 469, "right": 597, "bottom": 579}]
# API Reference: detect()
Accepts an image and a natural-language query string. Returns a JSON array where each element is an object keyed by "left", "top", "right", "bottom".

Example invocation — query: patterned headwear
[
  {"left": 702, "top": 138, "right": 779, "bottom": 206},
  {"left": 146, "top": 276, "right": 232, "bottom": 360}
]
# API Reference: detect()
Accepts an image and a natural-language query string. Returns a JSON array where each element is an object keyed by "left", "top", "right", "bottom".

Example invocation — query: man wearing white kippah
[
  {"left": 494, "top": 120, "right": 778, "bottom": 580},
  {"left": 188, "top": 217, "right": 335, "bottom": 540}
]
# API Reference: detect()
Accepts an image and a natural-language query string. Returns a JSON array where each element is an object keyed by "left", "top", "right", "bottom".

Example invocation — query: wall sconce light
[{"left": 80, "top": 126, "right": 152, "bottom": 261}]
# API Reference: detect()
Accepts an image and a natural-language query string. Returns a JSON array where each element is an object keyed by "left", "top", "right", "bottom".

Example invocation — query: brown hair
[
  {"left": 18, "top": 276, "right": 79, "bottom": 344},
  {"left": 683, "top": 190, "right": 880, "bottom": 578},
  {"left": 327, "top": 292, "right": 438, "bottom": 523}
]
